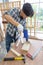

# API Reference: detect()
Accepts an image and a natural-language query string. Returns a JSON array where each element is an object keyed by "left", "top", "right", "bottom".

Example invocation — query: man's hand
[{"left": 17, "top": 24, "right": 23, "bottom": 32}]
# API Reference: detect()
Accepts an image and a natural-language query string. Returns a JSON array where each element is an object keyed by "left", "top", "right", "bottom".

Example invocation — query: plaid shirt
[{"left": 4, "top": 8, "right": 26, "bottom": 39}]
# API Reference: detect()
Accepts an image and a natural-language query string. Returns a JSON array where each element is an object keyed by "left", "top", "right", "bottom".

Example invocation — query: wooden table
[{"left": 0, "top": 39, "right": 43, "bottom": 65}]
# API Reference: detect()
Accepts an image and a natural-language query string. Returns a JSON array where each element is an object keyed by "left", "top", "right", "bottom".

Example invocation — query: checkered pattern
[{"left": 4, "top": 8, "right": 26, "bottom": 39}]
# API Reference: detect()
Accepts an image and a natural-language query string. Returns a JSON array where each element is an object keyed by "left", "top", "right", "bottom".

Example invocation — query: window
[
  {"left": 25, "top": 0, "right": 39, "bottom": 3},
  {"left": 0, "top": 0, "right": 3, "bottom": 3},
  {"left": 24, "top": 0, "right": 43, "bottom": 39}
]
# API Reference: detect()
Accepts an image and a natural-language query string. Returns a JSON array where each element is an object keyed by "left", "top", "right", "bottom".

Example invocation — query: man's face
[
  {"left": 20, "top": 10, "right": 28, "bottom": 19},
  {"left": 22, "top": 11, "right": 27, "bottom": 19}
]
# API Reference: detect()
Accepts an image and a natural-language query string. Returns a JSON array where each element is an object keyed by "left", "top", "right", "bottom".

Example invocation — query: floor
[{"left": 0, "top": 39, "right": 43, "bottom": 62}]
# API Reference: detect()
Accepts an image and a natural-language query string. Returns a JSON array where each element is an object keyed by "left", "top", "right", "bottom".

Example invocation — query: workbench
[{"left": 0, "top": 39, "right": 43, "bottom": 65}]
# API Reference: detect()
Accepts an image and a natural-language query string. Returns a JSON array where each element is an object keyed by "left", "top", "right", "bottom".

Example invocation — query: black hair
[{"left": 22, "top": 3, "right": 34, "bottom": 17}]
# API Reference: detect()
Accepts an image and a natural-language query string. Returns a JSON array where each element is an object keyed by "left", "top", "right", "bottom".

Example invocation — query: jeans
[{"left": 5, "top": 32, "right": 17, "bottom": 52}]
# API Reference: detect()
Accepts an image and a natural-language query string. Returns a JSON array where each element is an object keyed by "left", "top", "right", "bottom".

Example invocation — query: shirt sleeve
[{"left": 3, "top": 8, "right": 18, "bottom": 17}]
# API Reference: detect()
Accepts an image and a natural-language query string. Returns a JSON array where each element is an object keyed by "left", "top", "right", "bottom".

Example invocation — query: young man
[{"left": 3, "top": 3, "right": 34, "bottom": 52}]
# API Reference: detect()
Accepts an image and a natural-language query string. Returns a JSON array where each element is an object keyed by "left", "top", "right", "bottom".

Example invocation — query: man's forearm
[
  {"left": 3, "top": 14, "right": 19, "bottom": 27},
  {"left": 3, "top": 14, "right": 23, "bottom": 32}
]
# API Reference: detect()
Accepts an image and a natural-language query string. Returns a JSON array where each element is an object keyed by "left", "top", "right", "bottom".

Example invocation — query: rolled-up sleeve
[{"left": 3, "top": 8, "right": 17, "bottom": 17}]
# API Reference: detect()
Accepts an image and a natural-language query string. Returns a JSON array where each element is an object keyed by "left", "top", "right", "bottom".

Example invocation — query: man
[{"left": 3, "top": 3, "right": 34, "bottom": 52}]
